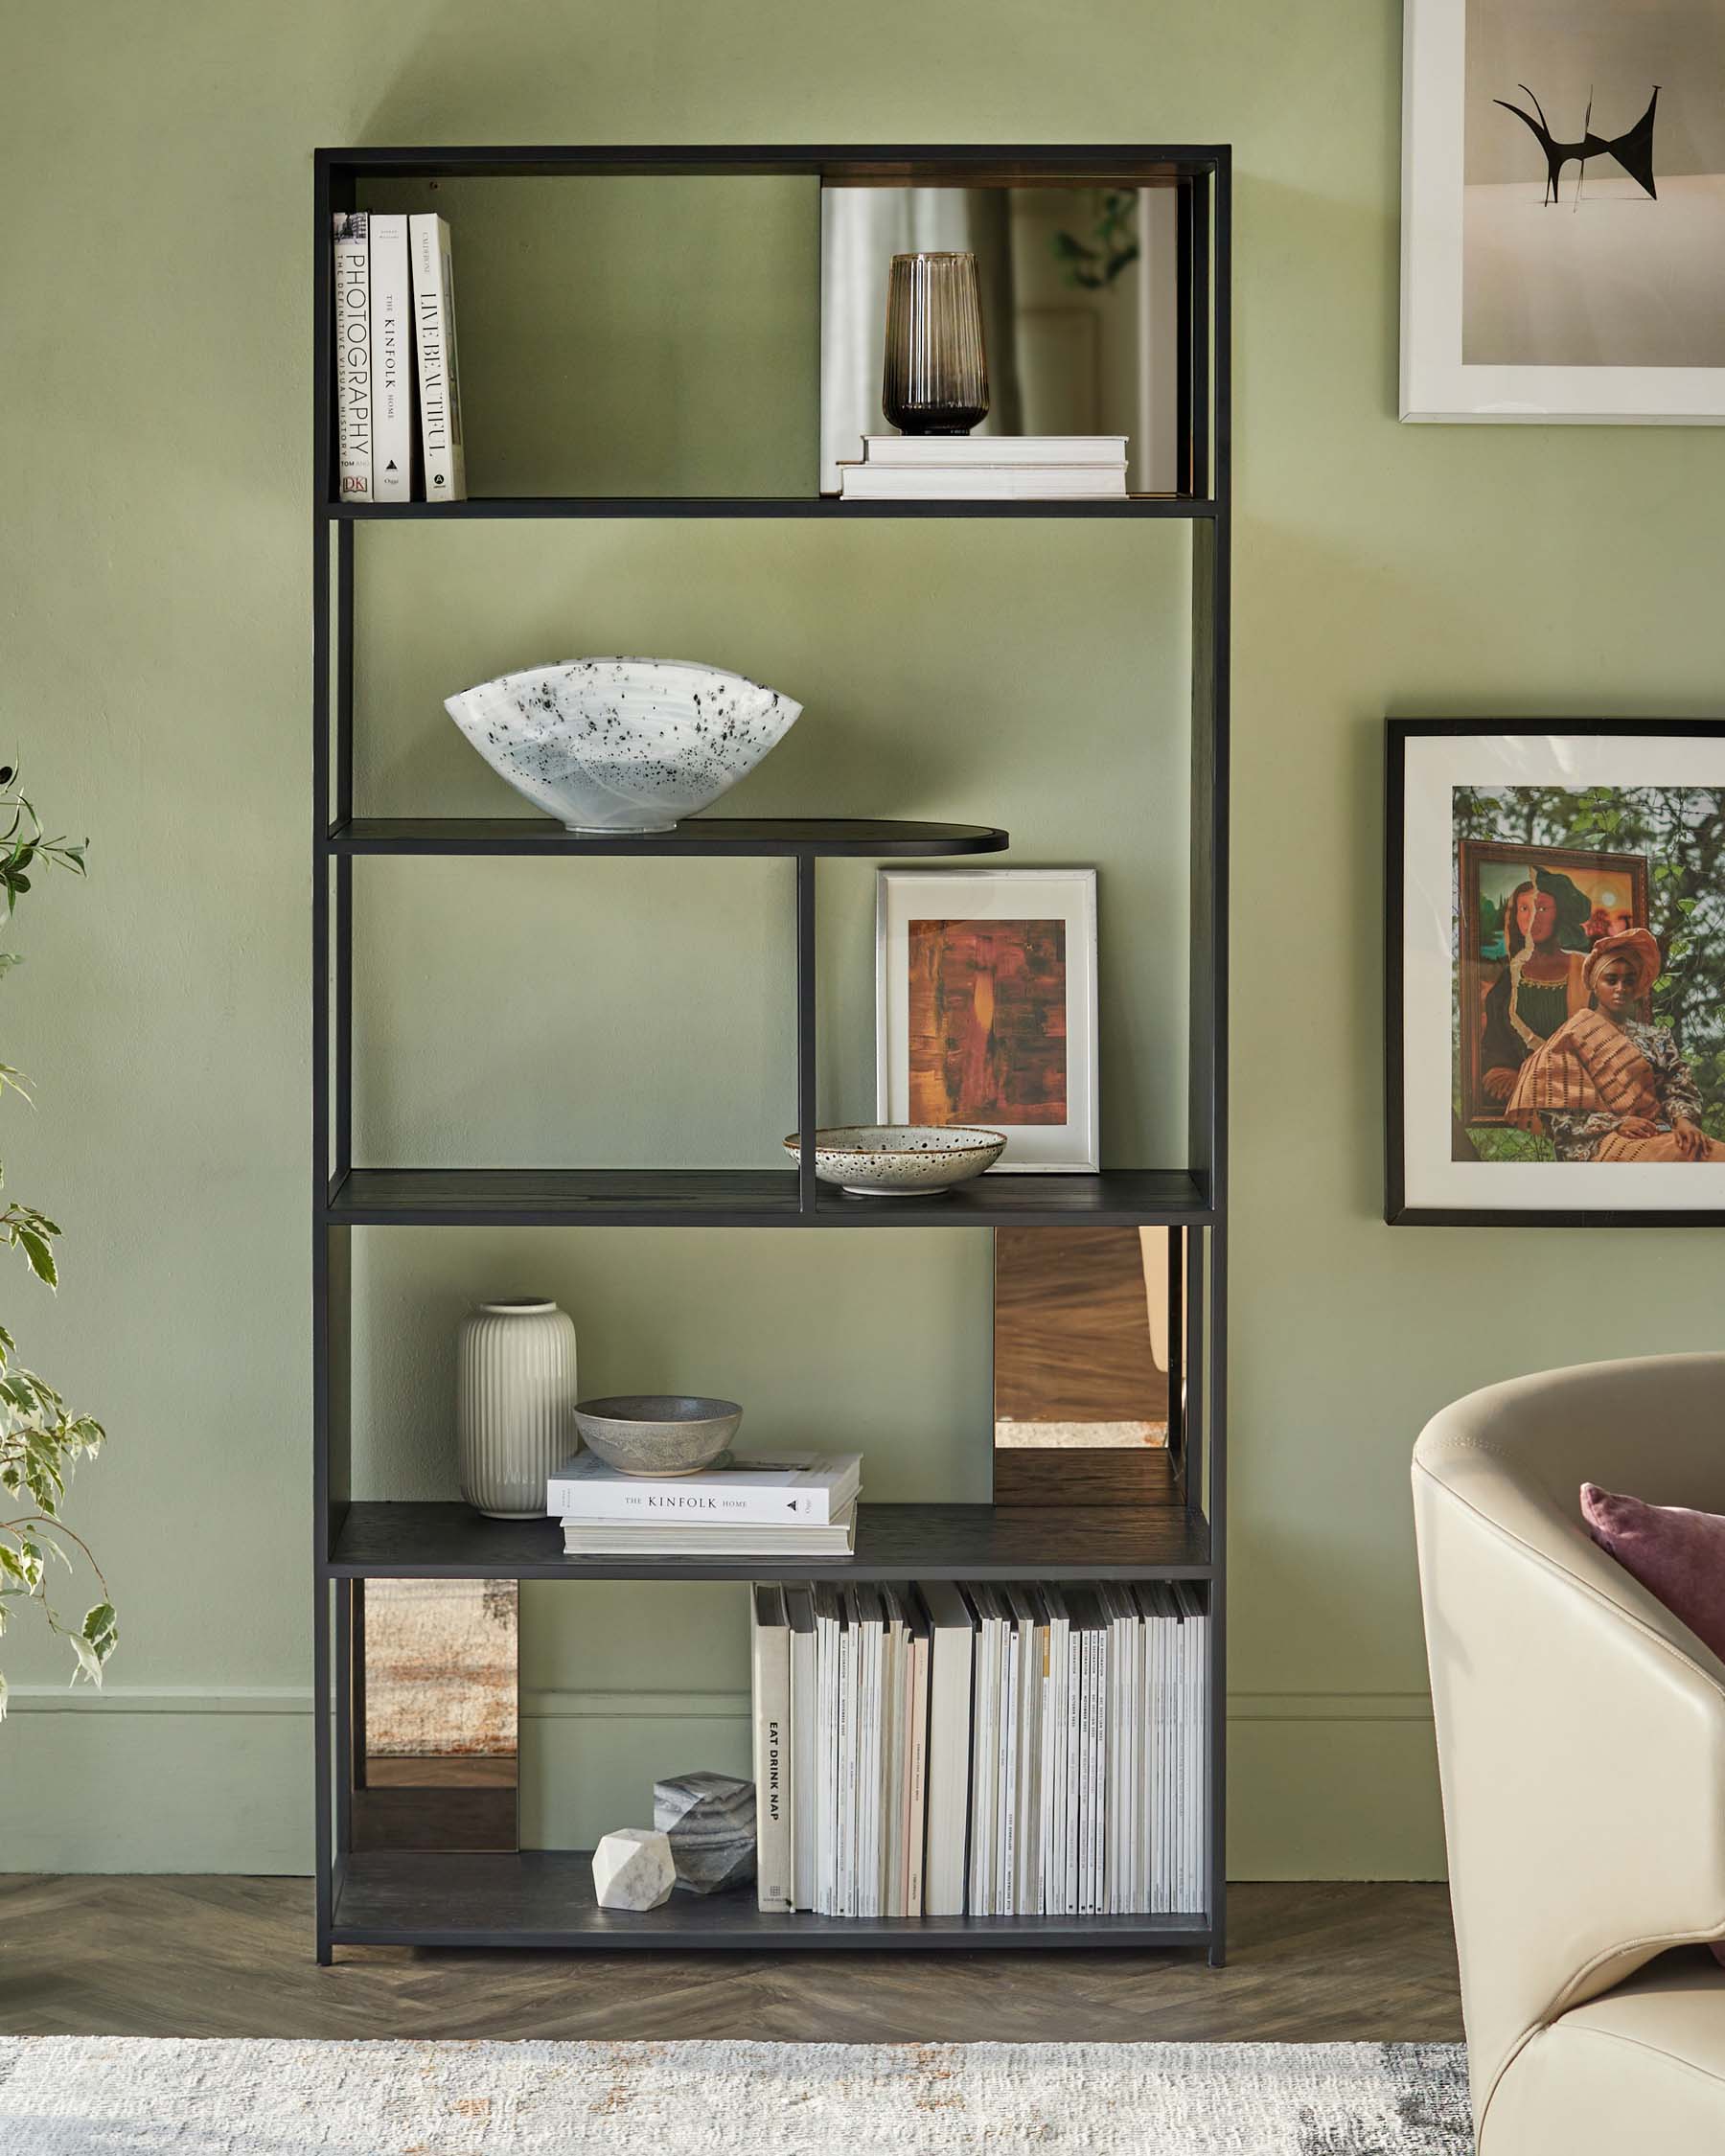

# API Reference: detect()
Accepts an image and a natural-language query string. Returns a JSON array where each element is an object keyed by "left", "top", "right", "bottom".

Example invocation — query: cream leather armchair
[{"left": 1414, "top": 1353, "right": 1725, "bottom": 2153}]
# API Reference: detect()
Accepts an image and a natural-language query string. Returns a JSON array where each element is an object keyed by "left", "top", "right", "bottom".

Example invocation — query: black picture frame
[{"left": 1386, "top": 717, "right": 1725, "bottom": 1228}]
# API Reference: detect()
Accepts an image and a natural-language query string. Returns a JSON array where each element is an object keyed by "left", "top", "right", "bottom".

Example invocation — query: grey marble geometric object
[
  {"left": 654, "top": 1770, "right": 757, "bottom": 1895},
  {"left": 590, "top": 1826, "right": 676, "bottom": 1912}
]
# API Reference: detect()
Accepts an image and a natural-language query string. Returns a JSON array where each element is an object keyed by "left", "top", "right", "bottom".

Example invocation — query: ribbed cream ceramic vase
[{"left": 456, "top": 1298, "right": 578, "bottom": 1518}]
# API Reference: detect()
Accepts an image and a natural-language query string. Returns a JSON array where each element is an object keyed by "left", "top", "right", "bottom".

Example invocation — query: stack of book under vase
[
  {"left": 546, "top": 1450, "right": 862, "bottom": 1559},
  {"left": 835, "top": 435, "right": 1128, "bottom": 501}
]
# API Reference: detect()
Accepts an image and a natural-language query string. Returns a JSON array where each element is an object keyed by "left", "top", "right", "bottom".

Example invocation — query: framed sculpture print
[
  {"left": 1401, "top": 0, "right": 1725, "bottom": 423},
  {"left": 876, "top": 868, "right": 1098, "bottom": 1171},
  {"left": 1388, "top": 720, "right": 1725, "bottom": 1225}
]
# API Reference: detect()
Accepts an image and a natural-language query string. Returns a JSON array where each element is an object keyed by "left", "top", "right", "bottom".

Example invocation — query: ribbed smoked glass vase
[
  {"left": 881, "top": 250, "right": 990, "bottom": 435},
  {"left": 456, "top": 1297, "right": 578, "bottom": 1518}
]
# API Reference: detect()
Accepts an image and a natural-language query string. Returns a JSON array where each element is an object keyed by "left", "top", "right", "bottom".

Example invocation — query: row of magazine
[{"left": 749, "top": 1578, "right": 1208, "bottom": 1919}]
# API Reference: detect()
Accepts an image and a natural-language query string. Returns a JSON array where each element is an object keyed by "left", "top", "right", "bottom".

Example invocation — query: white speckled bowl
[
  {"left": 785, "top": 1125, "right": 1007, "bottom": 1198},
  {"left": 445, "top": 659, "right": 801, "bottom": 834}
]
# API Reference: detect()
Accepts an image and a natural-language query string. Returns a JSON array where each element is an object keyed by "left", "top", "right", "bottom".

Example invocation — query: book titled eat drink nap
[{"left": 547, "top": 1450, "right": 862, "bottom": 1525}]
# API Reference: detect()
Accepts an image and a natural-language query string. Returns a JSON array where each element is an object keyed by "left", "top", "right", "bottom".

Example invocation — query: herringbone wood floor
[{"left": 0, "top": 1876, "right": 1460, "bottom": 2043}]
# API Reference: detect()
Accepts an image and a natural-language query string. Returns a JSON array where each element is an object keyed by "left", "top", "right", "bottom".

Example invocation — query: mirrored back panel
[
  {"left": 992, "top": 1226, "right": 1183, "bottom": 1507},
  {"left": 353, "top": 1577, "right": 519, "bottom": 1852},
  {"left": 821, "top": 185, "right": 1179, "bottom": 494}
]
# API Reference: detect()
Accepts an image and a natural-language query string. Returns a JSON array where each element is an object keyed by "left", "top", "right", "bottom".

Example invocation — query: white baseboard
[{"left": 0, "top": 1686, "right": 1446, "bottom": 1879}]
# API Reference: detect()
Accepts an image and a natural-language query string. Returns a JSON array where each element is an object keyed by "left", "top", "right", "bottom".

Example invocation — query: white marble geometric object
[{"left": 591, "top": 1827, "right": 676, "bottom": 1912}]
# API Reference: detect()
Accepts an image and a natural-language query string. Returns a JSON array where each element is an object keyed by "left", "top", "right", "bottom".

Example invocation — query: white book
[
  {"left": 919, "top": 1579, "right": 975, "bottom": 1917},
  {"left": 562, "top": 1502, "right": 855, "bottom": 1557},
  {"left": 1177, "top": 1582, "right": 1208, "bottom": 1911},
  {"left": 550, "top": 1450, "right": 862, "bottom": 1524},
  {"left": 408, "top": 213, "right": 467, "bottom": 502},
  {"left": 965, "top": 1584, "right": 1000, "bottom": 1916},
  {"left": 879, "top": 1587, "right": 907, "bottom": 1919},
  {"left": 333, "top": 212, "right": 372, "bottom": 500},
  {"left": 1175, "top": 1595, "right": 1191, "bottom": 1910},
  {"left": 857, "top": 1587, "right": 885, "bottom": 1917},
  {"left": 823, "top": 1578, "right": 849, "bottom": 1915},
  {"left": 1122, "top": 1583, "right": 1143, "bottom": 1914},
  {"left": 1188, "top": 1598, "right": 1203, "bottom": 1910},
  {"left": 838, "top": 463, "right": 1126, "bottom": 501},
  {"left": 1142, "top": 1586, "right": 1162, "bottom": 1914},
  {"left": 1099, "top": 1584, "right": 1119, "bottom": 1915},
  {"left": 1092, "top": 1600, "right": 1110, "bottom": 1917},
  {"left": 861, "top": 433, "right": 1128, "bottom": 468},
  {"left": 1113, "top": 1578, "right": 1138, "bottom": 1915},
  {"left": 1006, "top": 1586, "right": 1042, "bottom": 1921},
  {"left": 1078, "top": 1613, "right": 1091, "bottom": 1915},
  {"left": 750, "top": 1583, "right": 794, "bottom": 1912},
  {"left": 1154, "top": 1585, "right": 1175, "bottom": 1914},
  {"left": 998, "top": 1594, "right": 1020, "bottom": 1917},
  {"left": 904, "top": 1598, "right": 932, "bottom": 1917},
  {"left": 1132, "top": 1584, "right": 1159, "bottom": 1916},
  {"left": 1064, "top": 1609, "right": 1081, "bottom": 1917},
  {"left": 367, "top": 213, "right": 412, "bottom": 502},
  {"left": 786, "top": 1585, "right": 817, "bottom": 1913},
  {"left": 839, "top": 1588, "right": 859, "bottom": 1917},
  {"left": 1069, "top": 1594, "right": 1090, "bottom": 1916},
  {"left": 1043, "top": 1587, "right": 1070, "bottom": 1916}
]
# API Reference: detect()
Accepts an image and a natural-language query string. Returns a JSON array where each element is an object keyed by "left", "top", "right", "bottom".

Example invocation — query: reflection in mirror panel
[
  {"left": 353, "top": 1577, "right": 519, "bottom": 1852},
  {"left": 820, "top": 186, "right": 1178, "bottom": 493},
  {"left": 993, "top": 1226, "right": 1181, "bottom": 1507}
]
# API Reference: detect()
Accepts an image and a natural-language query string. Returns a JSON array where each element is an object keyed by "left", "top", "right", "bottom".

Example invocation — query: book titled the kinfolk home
[
  {"left": 408, "top": 212, "right": 466, "bottom": 501},
  {"left": 332, "top": 211, "right": 372, "bottom": 498},
  {"left": 547, "top": 1451, "right": 862, "bottom": 1525},
  {"left": 367, "top": 213, "right": 412, "bottom": 503}
]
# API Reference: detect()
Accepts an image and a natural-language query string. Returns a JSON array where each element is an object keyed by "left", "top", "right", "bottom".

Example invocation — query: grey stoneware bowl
[
  {"left": 573, "top": 1394, "right": 743, "bottom": 1478},
  {"left": 783, "top": 1124, "right": 1007, "bottom": 1197}
]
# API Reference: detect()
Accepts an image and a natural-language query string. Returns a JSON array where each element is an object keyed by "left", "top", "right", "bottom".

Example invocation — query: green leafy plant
[
  {"left": 1051, "top": 190, "right": 1139, "bottom": 290},
  {"left": 0, "top": 770, "right": 109, "bottom": 1714}
]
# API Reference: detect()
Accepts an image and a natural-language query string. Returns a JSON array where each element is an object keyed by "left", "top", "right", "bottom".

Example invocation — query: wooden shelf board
[
  {"left": 324, "top": 1167, "right": 1211, "bottom": 1228},
  {"left": 332, "top": 1849, "right": 1212, "bottom": 1950},
  {"left": 328, "top": 494, "right": 1218, "bottom": 521},
  {"left": 321, "top": 142, "right": 1229, "bottom": 184},
  {"left": 326, "top": 1500, "right": 1213, "bottom": 1581},
  {"left": 328, "top": 816, "right": 1009, "bottom": 859}
]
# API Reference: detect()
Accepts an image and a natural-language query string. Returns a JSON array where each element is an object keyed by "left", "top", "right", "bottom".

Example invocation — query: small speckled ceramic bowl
[
  {"left": 573, "top": 1395, "right": 742, "bottom": 1477},
  {"left": 784, "top": 1125, "right": 1007, "bottom": 1198}
]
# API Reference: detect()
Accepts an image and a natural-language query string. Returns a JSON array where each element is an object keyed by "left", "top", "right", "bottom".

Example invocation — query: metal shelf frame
[{"left": 311, "top": 139, "right": 1230, "bottom": 1965}]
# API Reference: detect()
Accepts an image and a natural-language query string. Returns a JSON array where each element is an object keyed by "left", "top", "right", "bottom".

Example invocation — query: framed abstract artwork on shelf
[
  {"left": 1401, "top": 0, "right": 1725, "bottom": 423},
  {"left": 875, "top": 867, "right": 1099, "bottom": 1172},
  {"left": 1388, "top": 720, "right": 1725, "bottom": 1226}
]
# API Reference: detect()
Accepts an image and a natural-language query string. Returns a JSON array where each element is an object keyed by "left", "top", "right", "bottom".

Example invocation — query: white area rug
[{"left": 0, "top": 2037, "right": 1470, "bottom": 2153}]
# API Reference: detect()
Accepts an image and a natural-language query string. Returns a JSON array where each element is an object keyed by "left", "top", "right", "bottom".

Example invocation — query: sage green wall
[{"left": 5, "top": 0, "right": 1723, "bottom": 1879}]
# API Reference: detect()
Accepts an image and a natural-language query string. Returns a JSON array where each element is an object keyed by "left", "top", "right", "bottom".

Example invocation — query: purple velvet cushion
[
  {"left": 1580, "top": 1481, "right": 1725, "bottom": 1967},
  {"left": 1581, "top": 1482, "right": 1725, "bottom": 1664}
]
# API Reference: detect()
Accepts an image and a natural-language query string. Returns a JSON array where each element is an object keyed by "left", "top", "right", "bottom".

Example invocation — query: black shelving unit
[{"left": 313, "top": 142, "right": 1230, "bottom": 1962}]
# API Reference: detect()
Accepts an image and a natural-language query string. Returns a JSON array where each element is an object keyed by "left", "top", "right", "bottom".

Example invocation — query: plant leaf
[{"left": 17, "top": 1228, "right": 56, "bottom": 1287}]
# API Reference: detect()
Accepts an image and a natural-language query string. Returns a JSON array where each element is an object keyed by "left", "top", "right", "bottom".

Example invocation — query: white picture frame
[
  {"left": 1401, "top": 0, "right": 1725, "bottom": 424},
  {"left": 1392, "top": 722, "right": 1725, "bottom": 1222},
  {"left": 875, "top": 868, "right": 1099, "bottom": 1173}
]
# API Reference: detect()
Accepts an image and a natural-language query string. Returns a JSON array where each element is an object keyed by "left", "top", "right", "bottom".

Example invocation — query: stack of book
[
  {"left": 835, "top": 435, "right": 1128, "bottom": 502},
  {"left": 546, "top": 1451, "right": 862, "bottom": 1560},
  {"left": 749, "top": 1577, "right": 1208, "bottom": 1917},
  {"left": 332, "top": 211, "right": 467, "bottom": 503}
]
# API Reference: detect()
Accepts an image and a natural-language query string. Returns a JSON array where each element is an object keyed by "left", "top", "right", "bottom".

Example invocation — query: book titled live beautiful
[{"left": 547, "top": 1450, "right": 862, "bottom": 1525}]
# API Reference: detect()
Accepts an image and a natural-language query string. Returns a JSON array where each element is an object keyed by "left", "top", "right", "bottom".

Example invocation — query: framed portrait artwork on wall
[
  {"left": 1388, "top": 721, "right": 1725, "bottom": 1225},
  {"left": 876, "top": 868, "right": 1099, "bottom": 1172},
  {"left": 1401, "top": 0, "right": 1725, "bottom": 422}
]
